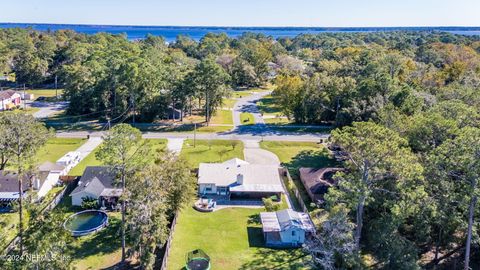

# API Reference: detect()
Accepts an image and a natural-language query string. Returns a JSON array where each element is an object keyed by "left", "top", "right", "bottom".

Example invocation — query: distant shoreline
[
  {"left": 1, "top": 23, "right": 479, "bottom": 41},
  {"left": 1, "top": 22, "right": 480, "bottom": 30}
]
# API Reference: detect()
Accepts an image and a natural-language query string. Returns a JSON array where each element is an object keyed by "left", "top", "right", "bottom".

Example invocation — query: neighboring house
[
  {"left": 299, "top": 167, "right": 343, "bottom": 204},
  {"left": 34, "top": 162, "right": 66, "bottom": 199},
  {"left": 0, "top": 90, "right": 21, "bottom": 111},
  {"left": 267, "top": 61, "right": 280, "bottom": 79},
  {"left": 70, "top": 166, "right": 121, "bottom": 207},
  {"left": 260, "top": 209, "right": 315, "bottom": 248},
  {"left": 0, "top": 171, "right": 30, "bottom": 204},
  {"left": 56, "top": 151, "right": 82, "bottom": 172},
  {"left": 198, "top": 158, "right": 284, "bottom": 200}
]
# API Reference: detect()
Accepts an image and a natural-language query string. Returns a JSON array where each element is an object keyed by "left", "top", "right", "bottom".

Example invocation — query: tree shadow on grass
[
  {"left": 247, "top": 227, "right": 265, "bottom": 248},
  {"left": 239, "top": 247, "right": 309, "bottom": 270},
  {"left": 284, "top": 148, "right": 337, "bottom": 174},
  {"left": 257, "top": 96, "right": 280, "bottom": 114},
  {"left": 72, "top": 215, "right": 122, "bottom": 261}
]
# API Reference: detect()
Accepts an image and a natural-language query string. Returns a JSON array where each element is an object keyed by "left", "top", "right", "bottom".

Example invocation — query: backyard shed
[{"left": 260, "top": 209, "right": 315, "bottom": 247}]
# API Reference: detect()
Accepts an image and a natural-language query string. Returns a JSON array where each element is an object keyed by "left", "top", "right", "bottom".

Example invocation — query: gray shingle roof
[
  {"left": 0, "top": 171, "right": 30, "bottom": 193},
  {"left": 70, "top": 166, "right": 119, "bottom": 195}
]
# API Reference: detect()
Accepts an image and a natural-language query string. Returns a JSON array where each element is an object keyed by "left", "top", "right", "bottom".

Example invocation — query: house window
[
  {"left": 205, "top": 187, "right": 212, "bottom": 192},
  {"left": 292, "top": 231, "right": 296, "bottom": 236}
]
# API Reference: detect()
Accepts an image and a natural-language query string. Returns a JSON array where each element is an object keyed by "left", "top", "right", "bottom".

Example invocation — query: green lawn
[
  {"left": 240, "top": 112, "right": 255, "bottom": 125},
  {"left": 260, "top": 141, "right": 337, "bottom": 208},
  {"left": 26, "top": 89, "right": 64, "bottom": 98},
  {"left": 0, "top": 212, "right": 19, "bottom": 250},
  {"left": 180, "top": 140, "right": 244, "bottom": 168},
  {"left": 36, "top": 138, "right": 86, "bottom": 163},
  {"left": 222, "top": 98, "right": 237, "bottom": 109},
  {"left": 257, "top": 95, "right": 282, "bottom": 117},
  {"left": 68, "top": 139, "right": 167, "bottom": 176},
  {"left": 264, "top": 117, "right": 292, "bottom": 124},
  {"left": 210, "top": 110, "right": 233, "bottom": 125},
  {"left": 52, "top": 194, "right": 123, "bottom": 270},
  {"left": 0, "top": 186, "right": 67, "bottom": 250},
  {"left": 167, "top": 207, "right": 309, "bottom": 270}
]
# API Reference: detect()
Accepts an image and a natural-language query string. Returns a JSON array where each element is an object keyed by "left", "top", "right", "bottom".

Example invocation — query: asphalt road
[
  {"left": 233, "top": 90, "right": 271, "bottom": 127},
  {"left": 54, "top": 91, "right": 330, "bottom": 142},
  {"left": 56, "top": 129, "right": 329, "bottom": 142},
  {"left": 30, "top": 101, "right": 69, "bottom": 118}
]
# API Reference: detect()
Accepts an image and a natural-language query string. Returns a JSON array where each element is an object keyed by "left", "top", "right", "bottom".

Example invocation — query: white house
[
  {"left": 198, "top": 158, "right": 284, "bottom": 200},
  {"left": 260, "top": 209, "right": 315, "bottom": 247},
  {"left": 0, "top": 90, "right": 21, "bottom": 111},
  {"left": 70, "top": 166, "right": 122, "bottom": 207},
  {"left": 56, "top": 151, "right": 82, "bottom": 173},
  {"left": 34, "top": 162, "right": 66, "bottom": 199}
]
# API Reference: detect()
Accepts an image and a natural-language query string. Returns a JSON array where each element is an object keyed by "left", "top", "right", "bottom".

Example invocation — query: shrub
[
  {"left": 263, "top": 197, "right": 281, "bottom": 212},
  {"left": 81, "top": 197, "right": 98, "bottom": 210}
]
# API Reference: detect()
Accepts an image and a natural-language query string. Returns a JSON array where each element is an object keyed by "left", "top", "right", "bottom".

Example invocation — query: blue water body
[{"left": 1, "top": 23, "right": 479, "bottom": 42}]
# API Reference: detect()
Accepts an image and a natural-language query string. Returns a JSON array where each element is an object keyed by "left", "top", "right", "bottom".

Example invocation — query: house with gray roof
[
  {"left": 0, "top": 171, "right": 30, "bottom": 203},
  {"left": 198, "top": 158, "right": 284, "bottom": 200},
  {"left": 70, "top": 166, "right": 122, "bottom": 207},
  {"left": 260, "top": 209, "right": 315, "bottom": 247}
]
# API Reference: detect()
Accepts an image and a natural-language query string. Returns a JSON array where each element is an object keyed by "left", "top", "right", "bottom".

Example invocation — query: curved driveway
[
  {"left": 243, "top": 140, "right": 280, "bottom": 166},
  {"left": 233, "top": 91, "right": 271, "bottom": 127}
]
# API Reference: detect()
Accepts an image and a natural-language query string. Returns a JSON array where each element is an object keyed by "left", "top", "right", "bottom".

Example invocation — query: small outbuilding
[{"left": 260, "top": 209, "right": 315, "bottom": 248}]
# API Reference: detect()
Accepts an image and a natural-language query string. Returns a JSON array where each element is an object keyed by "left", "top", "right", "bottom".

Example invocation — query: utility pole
[
  {"left": 193, "top": 122, "right": 197, "bottom": 148},
  {"left": 23, "top": 84, "right": 26, "bottom": 110},
  {"left": 132, "top": 93, "right": 136, "bottom": 126},
  {"left": 55, "top": 75, "right": 58, "bottom": 100}
]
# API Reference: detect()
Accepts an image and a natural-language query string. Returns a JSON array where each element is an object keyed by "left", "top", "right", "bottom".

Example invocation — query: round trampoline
[
  {"left": 186, "top": 249, "right": 211, "bottom": 270},
  {"left": 64, "top": 210, "right": 108, "bottom": 236}
]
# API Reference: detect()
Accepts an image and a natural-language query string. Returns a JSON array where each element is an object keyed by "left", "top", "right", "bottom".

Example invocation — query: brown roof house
[{"left": 299, "top": 167, "right": 343, "bottom": 204}]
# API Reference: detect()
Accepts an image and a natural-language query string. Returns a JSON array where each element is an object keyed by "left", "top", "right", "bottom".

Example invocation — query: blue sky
[{"left": 2, "top": 0, "right": 479, "bottom": 27}]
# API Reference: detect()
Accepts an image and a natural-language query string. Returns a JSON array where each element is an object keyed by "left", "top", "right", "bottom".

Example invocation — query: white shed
[{"left": 260, "top": 209, "right": 315, "bottom": 247}]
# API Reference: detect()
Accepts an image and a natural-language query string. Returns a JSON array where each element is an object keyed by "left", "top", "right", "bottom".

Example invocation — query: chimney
[{"left": 236, "top": 174, "right": 244, "bottom": 185}]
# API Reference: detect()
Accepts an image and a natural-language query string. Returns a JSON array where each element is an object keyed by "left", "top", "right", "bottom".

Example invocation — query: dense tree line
[{"left": 1, "top": 28, "right": 478, "bottom": 126}]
